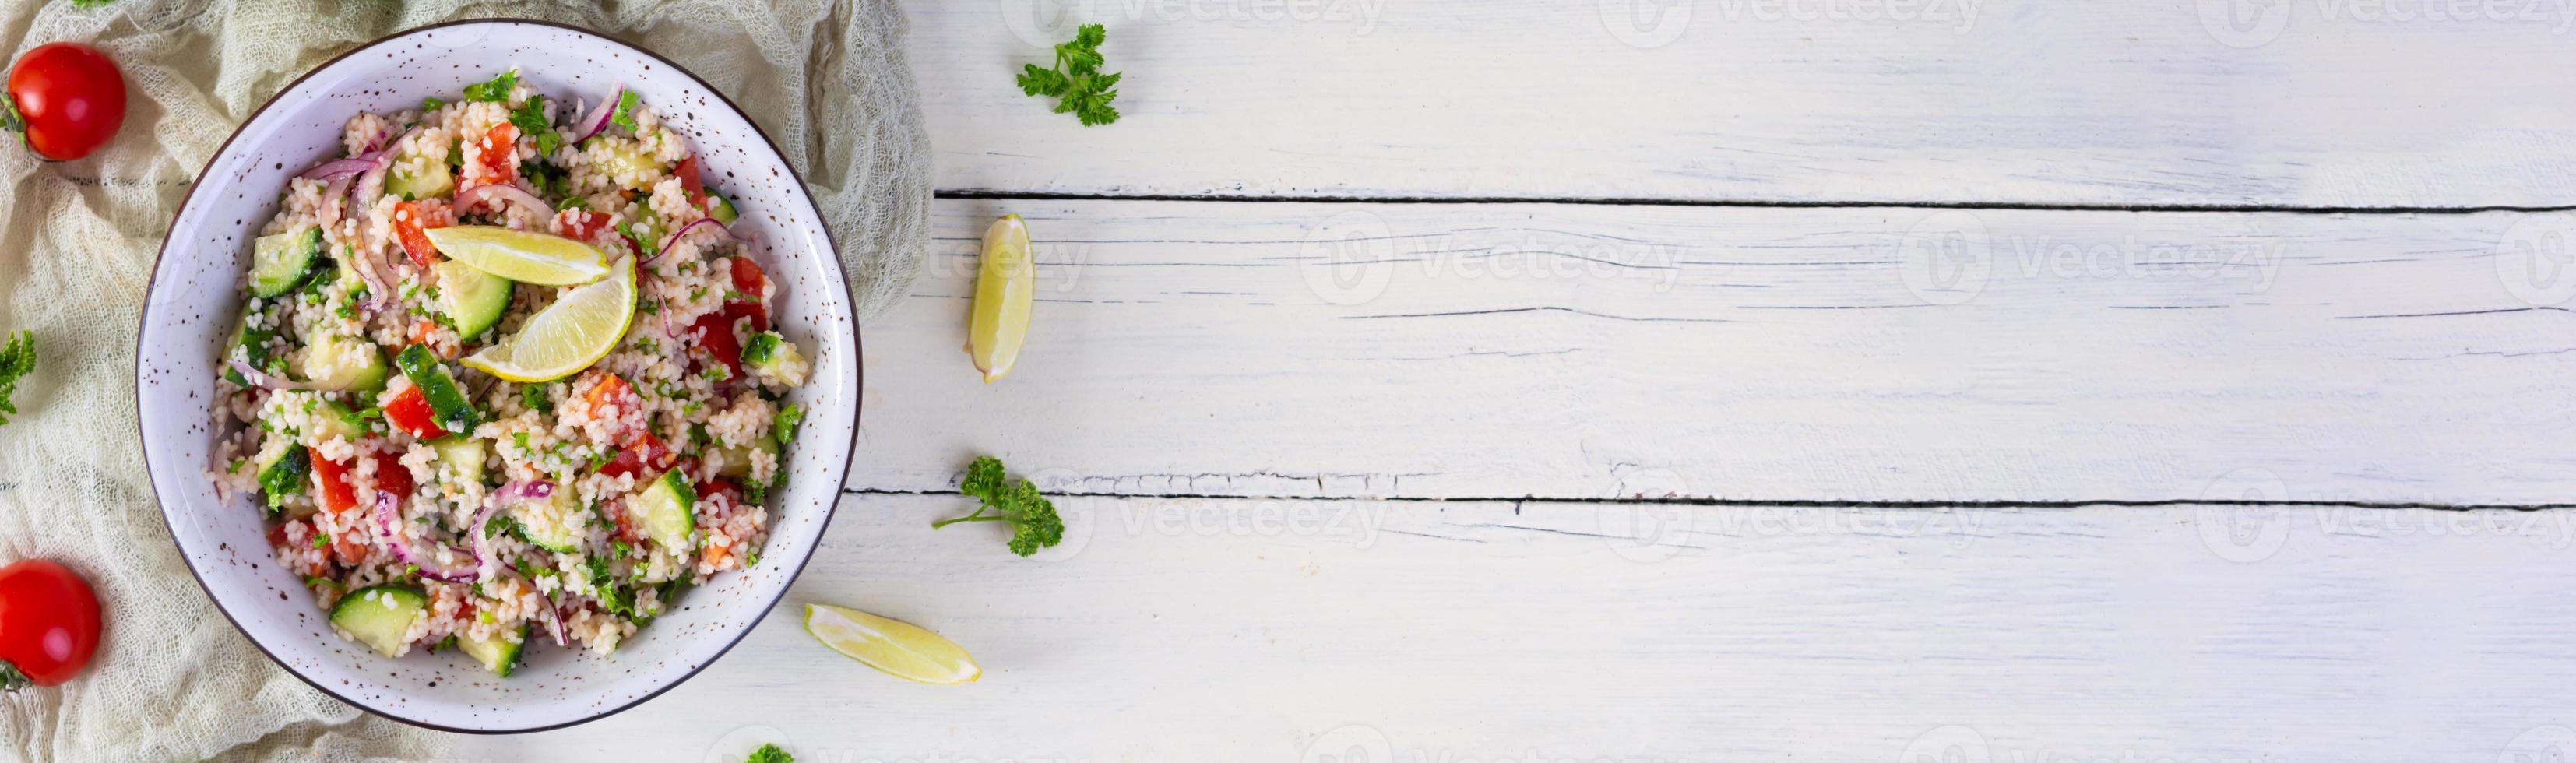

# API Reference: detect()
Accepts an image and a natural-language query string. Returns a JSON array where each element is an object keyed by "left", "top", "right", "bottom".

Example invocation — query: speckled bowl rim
[{"left": 135, "top": 18, "right": 861, "bottom": 734}]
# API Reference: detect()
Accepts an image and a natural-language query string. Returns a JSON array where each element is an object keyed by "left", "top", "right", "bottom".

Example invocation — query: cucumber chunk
[
  {"left": 508, "top": 490, "right": 583, "bottom": 554},
  {"left": 331, "top": 585, "right": 429, "bottom": 658},
  {"left": 223, "top": 309, "right": 276, "bottom": 387},
  {"left": 298, "top": 332, "right": 389, "bottom": 394},
  {"left": 307, "top": 399, "right": 364, "bottom": 444},
  {"left": 597, "top": 141, "right": 660, "bottom": 192},
  {"left": 713, "top": 436, "right": 779, "bottom": 484},
  {"left": 632, "top": 469, "right": 697, "bottom": 554},
  {"left": 431, "top": 435, "right": 487, "bottom": 487},
  {"left": 707, "top": 192, "right": 738, "bottom": 225},
  {"left": 257, "top": 445, "right": 311, "bottom": 512},
  {"left": 456, "top": 623, "right": 526, "bottom": 677},
  {"left": 395, "top": 344, "right": 480, "bottom": 434},
  {"left": 385, "top": 161, "right": 454, "bottom": 201},
  {"left": 249, "top": 227, "right": 322, "bottom": 297},
  {"left": 431, "top": 259, "right": 514, "bottom": 339}
]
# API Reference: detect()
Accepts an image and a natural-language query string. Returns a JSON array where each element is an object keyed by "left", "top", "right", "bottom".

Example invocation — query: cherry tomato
[
  {"left": 673, "top": 155, "right": 707, "bottom": 205},
  {"left": 373, "top": 453, "right": 415, "bottom": 500},
  {"left": 392, "top": 201, "right": 449, "bottom": 269},
  {"left": 555, "top": 209, "right": 610, "bottom": 242},
  {"left": 728, "top": 256, "right": 766, "bottom": 298},
  {"left": 4, "top": 43, "right": 125, "bottom": 161},
  {"left": 0, "top": 560, "right": 100, "bottom": 689},
  {"left": 597, "top": 432, "right": 676, "bottom": 480},
  {"left": 473, "top": 122, "right": 519, "bottom": 187},
  {"left": 686, "top": 302, "right": 768, "bottom": 379},
  {"left": 382, "top": 385, "right": 448, "bottom": 440},
  {"left": 310, "top": 456, "right": 359, "bottom": 514}
]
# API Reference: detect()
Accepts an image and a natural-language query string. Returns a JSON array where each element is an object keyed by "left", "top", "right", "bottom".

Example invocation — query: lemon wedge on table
[
  {"left": 803, "top": 603, "right": 982, "bottom": 685},
  {"left": 459, "top": 257, "right": 634, "bottom": 383},
  {"left": 966, "top": 214, "right": 1033, "bottom": 383},
  {"left": 423, "top": 226, "right": 610, "bottom": 286}
]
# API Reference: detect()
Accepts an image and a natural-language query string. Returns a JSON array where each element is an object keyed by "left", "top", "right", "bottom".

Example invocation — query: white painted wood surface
[
  {"left": 908, "top": 1, "right": 2576, "bottom": 206},
  {"left": 465, "top": 494, "right": 2576, "bottom": 761},
  {"left": 451, "top": 2, "right": 2576, "bottom": 760}
]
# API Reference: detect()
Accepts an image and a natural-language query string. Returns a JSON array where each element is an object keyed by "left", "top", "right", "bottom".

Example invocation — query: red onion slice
[
  {"left": 371, "top": 490, "right": 479, "bottom": 582},
  {"left": 646, "top": 217, "right": 735, "bottom": 265},
  {"left": 455, "top": 182, "right": 554, "bottom": 219},
  {"left": 575, "top": 83, "right": 622, "bottom": 142},
  {"left": 226, "top": 358, "right": 321, "bottom": 391},
  {"left": 300, "top": 157, "right": 382, "bottom": 182},
  {"left": 538, "top": 588, "right": 571, "bottom": 646}
]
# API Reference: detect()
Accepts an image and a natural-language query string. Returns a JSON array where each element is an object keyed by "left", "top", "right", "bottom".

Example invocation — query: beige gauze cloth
[{"left": 0, "top": 0, "right": 927, "bottom": 759}]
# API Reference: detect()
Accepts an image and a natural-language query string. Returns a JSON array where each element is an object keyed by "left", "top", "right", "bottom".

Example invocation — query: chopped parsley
[
  {"left": 463, "top": 69, "right": 519, "bottom": 103},
  {"left": 747, "top": 744, "right": 793, "bottom": 763},
  {"left": 1015, "top": 23, "right": 1121, "bottom": 126},
  {"left": 1, "top": 330, "right": 36, "bottom": 425},
  {"left": 421, "top": 96, "right": 445, "bottom": 112},
  {"left": 507, "top": 95, "right": 562, "bottom": 156},
  {"left": 933, "top": 455, "right": 1065, "bottom": 557},
  {"left": 610, "top": 90, "right": 641, "bottom": 132}
]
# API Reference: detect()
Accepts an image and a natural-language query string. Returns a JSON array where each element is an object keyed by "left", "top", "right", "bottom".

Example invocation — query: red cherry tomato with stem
[
  {"left": 0, "top": 559, "right": 101, "bottom": 689},
  {"left": 3, "top": 42, "right": 125, "bottom": 161}
]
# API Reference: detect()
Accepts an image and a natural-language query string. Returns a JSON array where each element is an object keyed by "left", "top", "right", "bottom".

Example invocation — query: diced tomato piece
[
  {"left": 474, "top": 122, "right": 519, "bottom": 187},
  {"left": 728, "top": 256, "right": 764, "bottom": 296},
  {"left": 604, "top": 497, "right": 642, "bottom": 543},
  {"left": 695, "top": 477, "right": 741, "bottom": 505},
  {"left": 392, "top": 201, "right": 444, "bottom": 269},
  {"left": 383, "top": 385, "right": 449, "bottom": 440},
  {"left": 596, "top": 433, "right": 677, "bottom": 480},
  {"left": 311, "top": 456, "right": 358, "bottom": 514},
  {"left": 674, "top": 155, "right": 707, "bottom": 205},
  {"left": 266, "top": 522, "right": 290, "bottom": 547},
  {"left": 373, "top": 453, "right": 413, "bottom": 500},
  {"left": 556, "top": 209, "right": 611, "bottom": 241},
  {"left": 689, "top": 310, "right": 746, "bottom": 378}
]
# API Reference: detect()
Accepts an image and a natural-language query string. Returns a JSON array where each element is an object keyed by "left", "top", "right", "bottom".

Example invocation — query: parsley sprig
[
  {"left": 0, "top": 330, "right": 33, "bottom": 425},
  {"left": 933, "top": 456, "right": 1064, "bottom": 557},
  {"left": 1016, "top": 24, "right": 1121, "bottom": 126}
]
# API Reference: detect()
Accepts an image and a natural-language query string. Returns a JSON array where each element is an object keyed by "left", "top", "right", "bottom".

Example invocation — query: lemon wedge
[
  {"left": 966, "top": 214, "right": 1033, "bottom": 383},
  {"left": 423, "top": 226, "right": 610, "bottom": 286},
  {"left": 803, "top": 603, "right": 982, "bottom": 684},
  {"left": 459, "top": 257, "right": 634, "bottom": 382}
]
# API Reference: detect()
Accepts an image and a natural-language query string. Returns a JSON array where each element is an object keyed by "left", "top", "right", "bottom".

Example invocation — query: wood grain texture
[
  {"left": 907, "top": 1, "right": 2576, "bottom": 207},
  {"left": 848, "top": 198, "right": 2576, "bottom": 505},
  {"left": 455, "top": 493, "right": 2576, "bottom": 761}
]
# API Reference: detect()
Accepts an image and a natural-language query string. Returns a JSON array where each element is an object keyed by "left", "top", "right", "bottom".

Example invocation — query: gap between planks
[
  {"left": 843, "top": 487, "right": 2576, "bottom": 512},
  {"left": 936, "top": 189, "right": 2576, "bottom": 216}
]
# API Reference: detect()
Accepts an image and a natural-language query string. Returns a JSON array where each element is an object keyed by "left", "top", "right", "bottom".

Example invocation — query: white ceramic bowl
[{"left": 135, "top": 19, "right": 860, "bottom": 733}]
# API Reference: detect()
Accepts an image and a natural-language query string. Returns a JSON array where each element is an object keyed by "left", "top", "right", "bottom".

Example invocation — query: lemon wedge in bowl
[
  {"left": 459, "top": 256, "right": 633, "bottom": 383},
  {"left": 424, "top": 226, "right": 610, "bottom": 286},
  {"left": 803, "top": 603, "right": 982, "bottom": 684}
]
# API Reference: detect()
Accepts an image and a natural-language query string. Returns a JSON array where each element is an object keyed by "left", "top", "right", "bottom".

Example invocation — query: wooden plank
[
  {"left": 845, "top": 198, "right": 2576, "bottom": 505},
  {"left": 459, "top": 493, "right": 2576, "bottom": 761},
  {"left": 906, "top": 1, "right": 2576, "bottom": 207}
]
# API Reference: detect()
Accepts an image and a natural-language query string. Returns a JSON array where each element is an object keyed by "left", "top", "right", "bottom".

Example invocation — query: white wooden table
[{"left": 466, "top": 2, "right": 2576, "bottom": 760}]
